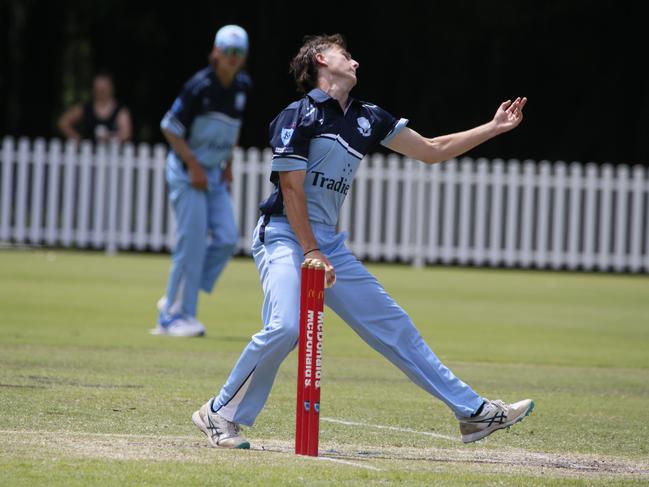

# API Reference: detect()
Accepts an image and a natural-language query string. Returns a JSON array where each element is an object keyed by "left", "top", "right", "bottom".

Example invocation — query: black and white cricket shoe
[
  {"left": 459, "top": 398, "right": 534, "bottom": 443},
  {"left": 192, "top": 399, "right": 250, "bottom": 449}
]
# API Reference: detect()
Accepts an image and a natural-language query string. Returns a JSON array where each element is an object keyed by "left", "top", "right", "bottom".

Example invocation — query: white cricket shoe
[
  {"left": 459, "top": 398, "right": 534, "bottom": 443},
  {"left": 192, "top": 399, "right": 250, "bottom": 449},
  {"left": 186, "top": 316, "right": 206, "bottom": 332},
  {"left": 165, "top": 316, "right": 205, "bottom": 337},
  {"left": 152, "top": 296, "right": 206, "bottom": 337},
  {"left": 150, "top": 314, "right": 206, "bottom": 337}
]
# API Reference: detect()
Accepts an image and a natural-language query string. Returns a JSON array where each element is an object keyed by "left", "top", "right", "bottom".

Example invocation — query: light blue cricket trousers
[
  {"left": 163, "top": 163, "right": 237, "bottom": 318},
  {"left": 213, "top": 216, "right": 483, "bottom": 425}
]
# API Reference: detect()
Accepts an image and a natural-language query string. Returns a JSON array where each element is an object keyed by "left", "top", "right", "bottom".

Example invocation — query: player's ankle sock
[{"left": 471, "top": 401, "right": 485, "bottom": 417}]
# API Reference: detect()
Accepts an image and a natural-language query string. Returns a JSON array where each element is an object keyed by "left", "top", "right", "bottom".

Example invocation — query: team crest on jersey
[
  {"left": 357, "top": 117, "right": 371, "bottom": 137},
  {"left": 235, "top": 92, "right": 246, "bottom": 111},
  {"left": 281, "top": 128, "right": 294, "bottom": 146}
]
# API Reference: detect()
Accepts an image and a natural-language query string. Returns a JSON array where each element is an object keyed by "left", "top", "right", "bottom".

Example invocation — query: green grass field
[{"left": 1, "top": 249, "right": 648, "bottom": 486}]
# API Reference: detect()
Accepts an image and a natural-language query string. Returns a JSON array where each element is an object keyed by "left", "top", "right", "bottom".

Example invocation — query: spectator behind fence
[
  {"left": 57, "top": 72, "right": 133, "bottom": 143},
  {"left": 152, "top": 25, "right": 252, "bottom": 337}
]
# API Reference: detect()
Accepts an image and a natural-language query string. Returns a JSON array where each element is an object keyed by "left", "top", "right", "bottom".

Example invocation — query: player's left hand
[
  {"left": 493, "top": 97, "right": 527, "bottom": 133},
  {"left": 307, "top": 250, "right": 336, "bottom": 288}
]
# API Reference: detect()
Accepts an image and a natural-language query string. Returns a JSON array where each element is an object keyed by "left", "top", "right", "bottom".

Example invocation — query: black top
[{"left": 78, "top": 101, "right": 122, "bottom": 142}]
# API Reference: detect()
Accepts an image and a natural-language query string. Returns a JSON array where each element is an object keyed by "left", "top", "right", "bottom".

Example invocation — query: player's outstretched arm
[{"left": 385, "top": 97, "right": 527, "bottom": 164}]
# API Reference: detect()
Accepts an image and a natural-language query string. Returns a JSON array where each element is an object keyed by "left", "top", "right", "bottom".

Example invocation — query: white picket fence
[{"left": 1, "top": 136, "right": 648, "bottom": 272}]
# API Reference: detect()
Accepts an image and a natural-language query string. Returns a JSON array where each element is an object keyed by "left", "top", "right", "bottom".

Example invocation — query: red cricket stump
[{"left": 295, "top": 259, "right": 325, "bottom": 456}]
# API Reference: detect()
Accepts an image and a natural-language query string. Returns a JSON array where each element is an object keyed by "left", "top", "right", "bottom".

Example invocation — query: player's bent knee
[{"left": 271, "top": 320, "right": 299, "bottom": 346}]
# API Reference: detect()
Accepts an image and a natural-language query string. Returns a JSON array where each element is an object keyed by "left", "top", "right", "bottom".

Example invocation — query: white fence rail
[{"left": 1, "top": 136, "right": 648, "bottom": 272}]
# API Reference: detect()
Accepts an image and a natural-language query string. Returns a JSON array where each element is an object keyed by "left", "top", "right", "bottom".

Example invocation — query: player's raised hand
[{"left": 493, "top": 97, "right": 527, "bottom": 134}]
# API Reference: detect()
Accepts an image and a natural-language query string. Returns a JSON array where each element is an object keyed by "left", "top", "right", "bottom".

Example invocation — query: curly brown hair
[{"left": 289, "top": 34, "right": 347, "bottom": 93}]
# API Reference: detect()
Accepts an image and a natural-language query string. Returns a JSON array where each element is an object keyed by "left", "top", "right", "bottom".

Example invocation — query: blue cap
[{"left": 214, "top": 25, "right": 248, "bottom": 53}]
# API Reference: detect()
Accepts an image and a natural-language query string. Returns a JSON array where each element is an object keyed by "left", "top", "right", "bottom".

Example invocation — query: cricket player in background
[
  {"left": 153, "top": 25, "right": 252, "bottom": 337},
  {"left": 192, "top": 34, "right": 533, "bottom": 448}
]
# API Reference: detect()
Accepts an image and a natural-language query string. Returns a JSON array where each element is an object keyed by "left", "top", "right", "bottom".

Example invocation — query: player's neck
[
  {"left": 317, "top": 79, "right": 352, "bottom": 112},
  {"left": 215, "top": 64, "right": 235, "bottom": 88}
]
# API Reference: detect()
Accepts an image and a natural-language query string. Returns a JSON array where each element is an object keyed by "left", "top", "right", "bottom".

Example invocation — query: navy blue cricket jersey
[
  {"left": 260, "top": 88, "right": 408, "bottom": 226},
  {"left": 161, "top": 66, "right": 252, "bottom": 170}
]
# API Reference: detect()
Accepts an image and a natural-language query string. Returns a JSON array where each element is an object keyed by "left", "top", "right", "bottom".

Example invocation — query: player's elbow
[
  {"left": 281, "top": 180, "right": 302, "bottom": 200},
  {"left": 420, "top": 139, "right": 446, "bottom": 165},
  {"left": 421, "top": 154, "right": 443, "bottom": 165},
  {"left": 279, "top": 172, "right": 306, "bottom": 199}
]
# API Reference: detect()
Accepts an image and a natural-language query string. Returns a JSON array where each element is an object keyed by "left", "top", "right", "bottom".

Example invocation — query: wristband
[{"left": 303, "top": 248, "right": 320, "bottom": 256}]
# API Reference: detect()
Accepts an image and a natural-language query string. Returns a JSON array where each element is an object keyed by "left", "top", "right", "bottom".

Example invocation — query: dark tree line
[{"left": 1, "top": 0, "right": 646, "bottom": 164}]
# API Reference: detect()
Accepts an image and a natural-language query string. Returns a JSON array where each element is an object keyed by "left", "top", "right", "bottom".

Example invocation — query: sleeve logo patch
[
  {"left": 235, "top": 92, "right": 247, "bottom": 111},
  {"left": 281, "top": 128, "right": 294, "bottom": 146},
  {"left": 356, "top": 117, "right": 372, "bottom": 137}
]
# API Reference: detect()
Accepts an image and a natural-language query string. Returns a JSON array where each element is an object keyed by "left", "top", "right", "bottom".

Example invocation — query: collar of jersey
[{"left": 307, "top": 88, "right": 358, "bottom": 110}]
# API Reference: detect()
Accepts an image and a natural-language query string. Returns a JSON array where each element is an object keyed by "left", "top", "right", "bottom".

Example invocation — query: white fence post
[
  {"left": 29, "top": 138, "right": 46, "bottom": 244},
  {"left": 45, "top": 139, "right": 62, "bottom": 246},
  {"left": 489, "top": 159, "right": 505, "bottom": 266},
  {"left": 598, "top": 164, "right": 613, "bottom": 270},
  {"left": 552, "top": 162, "right": 567, "bottom": 269},
  {"left": 369, "top": 153, "right": 384, "bottom": 261},
  {"left": 61, "top": 139, "right": 77, "bottom": 248},
  {"left": 105, "top": 141, "right": 120, "bottom": 254},
  {"left": 135, "top": 143, "right": 150, "bottom": 250},
  {"left": 92, "top": 144, "right": 107, "bottom": 249},
  {"left": 441, "top": 159, "right": 457, "bottom": 264},
  {"left": 413, "top": 159, "right": 426, "bottom": 267},
  {"left": 426, "top": 162, "right": 441, "bottom": 265},
  {"left": 536, "top": 161, "right": 551, "bottom": 268},
  {"left": 472, "top": 158, "right": 488, "bottom": 266},
  {"left": 629, "top": 165, "right": 645, "bottom": 272},
  {"left": 582, "top": 163, "right": 598, "bottom": 270},
  {"left": 504, "top": 159, "right": 520, "bottom": 267},
  {"left": 566, "top": 162, "right": 582, "bottom": 270},
  {"left": 14, "top": 138, "right": 30, "bottom": 243},
  {"left": 76, "top": 141, "right": 93, "bottom": 246},
  {"left": 383, "top": 154, "right": 400, "bottom": 261},
  {"left": 0, "top": 137, "right": 14, "bottom": 242},
  {"left": 457, "top": 158, "right": 472, "bottom": 266},
  {"left": 120, "top": 143, "right": 135, "bottom": 250},
  {"left": 644, "top": 167, "right": 649, "bottom": 273},
  {"left": 148, "top": 144, "right": 165, "bottom": 251},
  {"left": 519, "top": 160, "right": 535, "bottom": 268},
  {"left": 614, "top": 165, "right": 629, "bottom": 272}
]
